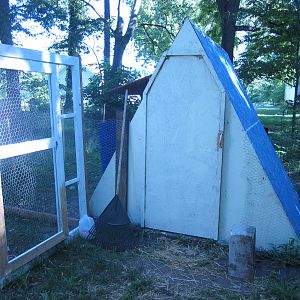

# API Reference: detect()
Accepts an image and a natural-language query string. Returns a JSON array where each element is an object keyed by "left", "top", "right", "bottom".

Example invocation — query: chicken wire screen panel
[
  {"left": 63, "top": 118, "right": 77, "bottom": 181},
  {"left": 66, "top": 183, "right": 79, "bottom": 231},
  {"left": 58, "top": 65, "right": 74, "bottom": 114},
  {"left": 0, "top": 69, "right": 52, "bottom": 145},
  {"left": 2, "top": 149, "right": 58, "bottom": 261}
]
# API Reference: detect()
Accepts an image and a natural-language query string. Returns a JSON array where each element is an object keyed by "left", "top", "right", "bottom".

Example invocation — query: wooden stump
[{"left": 228, "top": 225, "right": 256, "bottom": 280}]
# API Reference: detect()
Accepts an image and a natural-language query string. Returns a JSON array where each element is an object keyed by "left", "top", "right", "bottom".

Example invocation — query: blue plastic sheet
[{"left": 98, "top": 120, "right": 116, "bottom": 173}]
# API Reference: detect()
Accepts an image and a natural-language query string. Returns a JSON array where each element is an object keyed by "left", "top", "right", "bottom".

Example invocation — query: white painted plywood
[
  {"left": 89, "top": 153, "right": 116, "bottom": 217},
  {"left": 127, "top": 100, "right": 146, "bottom": 224},
  {"left": 168, "top": 19, "right": 205, "bottom": 56},
  {"left": 219, "top": 100, "right": 298, "bottom": 249},
  {"left": 145, "top": 55, "right": 224, "bottom": 239}
]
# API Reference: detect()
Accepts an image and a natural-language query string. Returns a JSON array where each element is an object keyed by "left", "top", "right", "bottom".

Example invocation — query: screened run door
[
  {"left": 0, "top": 45, "right": 86, "bottom": 279},
  {"left": 145, "top": 55, "right": 225, "bottom": 240}
]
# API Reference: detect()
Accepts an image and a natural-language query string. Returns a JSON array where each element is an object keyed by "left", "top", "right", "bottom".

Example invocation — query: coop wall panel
[
  {"left": 219, "top": 100, "right": 297, "bottom": 249},
  {"left": 191, "top": 21, "right": 300, "bottom": 239},
  {"left": 89, "top": 153, "right": 116, "bottom": 217},
  {"left": 167, "top": 18, "right": 205, "bottom": 56},
  {"left": 127, "top": 100, "right": 146, "bottom": 224}
]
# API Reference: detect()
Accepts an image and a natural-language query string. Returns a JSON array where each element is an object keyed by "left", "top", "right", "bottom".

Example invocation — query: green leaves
[
  {"left": 247, "top": 78, "right": 284, "bottom": 104},
  {"left": 134, "top": 0, "right": 201, "bottom": 63},
  {"left": 237, "top": 0, "right": 300, "bottom": 86}
]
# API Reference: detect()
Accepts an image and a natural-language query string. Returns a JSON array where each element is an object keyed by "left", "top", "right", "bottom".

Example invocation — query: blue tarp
[
  {"left": 98, "top": 120, "right": 116, "bottom": 173},
  {"left": 190, "top": 21, "right": 300, "bottom": 239}
]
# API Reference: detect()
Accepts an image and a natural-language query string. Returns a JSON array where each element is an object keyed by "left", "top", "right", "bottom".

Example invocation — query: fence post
[{"left": 228, "top": 225, "right": 256, "bottom": 280}]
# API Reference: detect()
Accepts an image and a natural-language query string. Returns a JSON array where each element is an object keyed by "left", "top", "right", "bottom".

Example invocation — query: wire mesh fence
[
  {"left": 83, "top": 96, "right": 140, "bottom": 207},
  {"left": 84, "top": 116, "right": 119, "bottom": 200},
  {"left": 0, "top": 68, "right": 59, "bottom": 261},
  {"left": 4, "top": 150, "right": 58, "bottom": 260}
]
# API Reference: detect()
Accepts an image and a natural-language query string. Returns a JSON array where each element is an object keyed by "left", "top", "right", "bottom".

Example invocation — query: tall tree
[
  {"left": 238, "top": 0, "right": 300, "bottom": 131},
  {"left": 64, "top": 0, "right": 84, "bottom": 112},
  {"left": 216, "top": 0, "right": 241, "bottom": 61},
  {"left": 56, "top": 0, "right": 102, "bottom": 111},
  {"left": 134, "top": 0, "right": 242, "bottom": 63},
  {"left": 0, "top": 0, "right": 22, "bottom": 115},
  {"left": 134, "top": 0, "right": 199, "bottom": 63},
  {"left": 0, "top": 0, "right": 13, "bottom": 45},
  {"left": 0, "top": 0, "right": 38, "bottom": 210},
  {"left": 111, "top": 0, "right": 141, "bottom": 73},
  {"left": 103, "top": 0, "right": 110, "bottom": 81}
]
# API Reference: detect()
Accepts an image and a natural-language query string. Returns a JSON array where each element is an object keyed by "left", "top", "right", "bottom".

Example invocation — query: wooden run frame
[{"left": 0, "top": 44, "right": 87, "bottom": 284}]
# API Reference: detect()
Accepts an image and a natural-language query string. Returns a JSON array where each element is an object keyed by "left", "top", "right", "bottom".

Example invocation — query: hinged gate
[{"left": 0, "top": 45, "right": 87, "bottom": 284}]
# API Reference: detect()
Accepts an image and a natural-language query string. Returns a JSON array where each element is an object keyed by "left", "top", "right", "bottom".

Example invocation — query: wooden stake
[{"left": 228, "top": 225, "right": 256, "bottom": 280}]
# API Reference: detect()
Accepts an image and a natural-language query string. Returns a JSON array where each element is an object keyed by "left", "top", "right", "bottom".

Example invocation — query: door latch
[{"left": 217, "top": 129, "right": 224, "bottom": 150}]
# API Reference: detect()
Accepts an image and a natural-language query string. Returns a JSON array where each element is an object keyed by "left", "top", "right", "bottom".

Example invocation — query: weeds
[
  {"left": 262, "top": 277, "right": 300, "bottom": 300},
  {"left": 122, "top": 278, "right": 152, "bottom": 300},
  {"left": 258, "top": 238, "right": 300, "bottom": 266}
]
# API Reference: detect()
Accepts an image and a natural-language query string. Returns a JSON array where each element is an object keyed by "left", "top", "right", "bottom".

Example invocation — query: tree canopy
[
  {"left": 237, "top": 0, "right": 300, "bottom": 87},
  {"left": 1, "top": 0, "right": 299, "bottom": 119}
]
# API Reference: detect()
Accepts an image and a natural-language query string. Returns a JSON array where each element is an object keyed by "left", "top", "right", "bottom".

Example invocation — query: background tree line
[{"left": 0, "top": 0, "right": 299, "bottom": 129}]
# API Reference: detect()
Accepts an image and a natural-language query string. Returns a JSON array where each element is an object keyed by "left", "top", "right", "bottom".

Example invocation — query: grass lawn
[{"left": 1, "top": 232, "right": 300, "bottom": 299}]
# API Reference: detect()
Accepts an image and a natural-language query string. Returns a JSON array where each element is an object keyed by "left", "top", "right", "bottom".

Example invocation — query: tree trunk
[
  {"left": 111, "top": 0, "right": 141, "bottom": 75},
  {"left": 0, "top": 0, "right": 22, "bottom": 117},
  {"left": 64, "top": 0, "right": 81, "bottom": 113},
  {"left": 0, "top": 0, "right": 37, "bottom": 210},
  {"left": 103, "top": 0, "right": 111, "bottom": 82},
  {"left": 216, "top": 0, "right": 240, "bottom": 61},
  {"left": 292, "top": 48, "right": 299, "bottom": 133},
  {"left": 0, "top": 0, "right": 13, "bottom": 45},
  {"left": 292, "top": 0, "right": 300, "bottom": 133}
]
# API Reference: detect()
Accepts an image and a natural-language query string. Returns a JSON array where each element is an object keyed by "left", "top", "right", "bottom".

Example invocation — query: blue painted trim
[{"left": 190, "top": 21, "right": 300, "bottom": 239}]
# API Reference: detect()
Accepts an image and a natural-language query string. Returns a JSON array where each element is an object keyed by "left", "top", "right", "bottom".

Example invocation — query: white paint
[
  {"left": 0, "top": 45, "right": 88, "bottom": 284},
  {"left": 61, "top": 113, "right": 75, "bottom": 119},
  {"left": 51, "top": 66, "right": 68, "bottom": 234},
  {"left": 144, "top": 55, "right": 224, "bottom": 239},
  {"left": 127, "top": 53, "right": 169, "bottom": 226},
  {"left": 0, "top": 56, "right": 55, "bottom": 74},
  {"left": 89, "top": 153, "right": 116, "bottom": 217},
  {"left": 58, "top": 66, "right": 94, "bottom": 88},
  {"left": 0, "top": 138, "right": 56, "bottom": 159},
  {"left": 127, "top": 100, "right": 146, "bottom": 224},
  {"left": 169, "top": 19, "right": 225, "bottom": 94},
  {"left": 65, "top": 177, "right": 79, "bottom": 187},
  {"left": 168, "top": 19, "right": 205, "bottom": 56},
  {"left": 72, "top": 61, "right": 88, "bottom": 217},
  {"left": 0, "top": 44, "right": 77, "bottom": 66},
  {"left": 219, "top": 99, "right": 298, "bottom": 249}
]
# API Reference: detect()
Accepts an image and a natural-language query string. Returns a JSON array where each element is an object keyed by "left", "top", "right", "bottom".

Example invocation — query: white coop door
[
  {"left": 145, "top": 55, "right": 225, "bottom": 240},
  {"left": 0, "top": 45, "right": 86, "bottom": 280}
]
